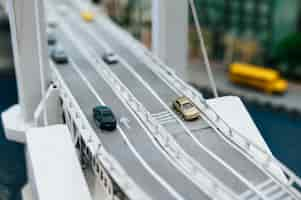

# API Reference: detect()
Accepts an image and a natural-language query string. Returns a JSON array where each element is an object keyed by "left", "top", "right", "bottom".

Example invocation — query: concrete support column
[
  {"left": 152, "top": 0, "right": 188, "bottom": 80},
  {"left": 7, "top": 0, "right": 50, "bottom": 123}
]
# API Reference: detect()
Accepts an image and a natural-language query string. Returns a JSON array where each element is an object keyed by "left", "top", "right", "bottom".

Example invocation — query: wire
[{"left": 188, "top": 0, "right": 218, "bottom": 98}]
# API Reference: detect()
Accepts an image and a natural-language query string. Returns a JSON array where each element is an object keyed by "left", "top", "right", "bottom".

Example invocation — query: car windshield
[{"left": 182, "top": 102, "right": 194, "bottom": 110}]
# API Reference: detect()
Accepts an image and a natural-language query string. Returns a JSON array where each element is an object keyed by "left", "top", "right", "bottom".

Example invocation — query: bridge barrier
[
  {"left": 60, "top": 23, "right": 241, "bottom": 199},
  {"left": 50, "top": 62, "right": 151, "bottom": 200},
  {"left": 96, "top": 14, "right": 301, "bottom": 200}
]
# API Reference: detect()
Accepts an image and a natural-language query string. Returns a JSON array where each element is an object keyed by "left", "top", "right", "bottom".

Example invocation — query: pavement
[
  {"left": 55, "top": 23, "right": 211, "bottom": 200},
  {"left": 58, "top": 7, "right": 287, "bottom": 198},
  {"left": 41, "top": 1, "right": 301, "bottom": 199}
]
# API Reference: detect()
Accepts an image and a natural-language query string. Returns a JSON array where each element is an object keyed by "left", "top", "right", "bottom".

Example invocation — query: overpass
[{"left": 2, "top": 0, "right": 301, "bottom": 199}]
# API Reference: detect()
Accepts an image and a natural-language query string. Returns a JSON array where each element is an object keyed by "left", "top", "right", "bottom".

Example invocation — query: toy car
[
  {"left": 102, "top": 53, "right": 119, "bottom": 65},
  {"left": 173, "top": 96, "right": 200, "bottom": 121},
  {"left": 47, "top": 32, "right": 57, "bottom": 45},
  {"left": 80, "top": 11, "right": 95, "bottom": 22},
  {"left": 93, "top": 106, "right": 117, "bottom": 131},
  {"left": 51, "top": 47, "right": 68, "bottom": 64},
  {"left": 47, "top": 17, "right": 58, "bottom": 28}
]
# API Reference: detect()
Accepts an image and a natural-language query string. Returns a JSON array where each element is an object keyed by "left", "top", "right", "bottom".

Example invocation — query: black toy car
[
  {"left": 47, "top": 32, "right": 57, "bottom": 45},
  {"left": 93, "top": 106, "right": 117, "bottom": 131}
]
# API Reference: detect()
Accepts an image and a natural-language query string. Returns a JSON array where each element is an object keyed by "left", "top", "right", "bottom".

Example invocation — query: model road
[
  {"left": 62, "top": 6, "right": 298, "bottom": 198},
  {"left": 63, "top": 14, "right": 249, "bottom": 195},
  {"left": 55, "top": 64, "right": 176, "bottom": 199},
  {"left": 54, "top": 27, "right": 212, "bottom": 200},
  {"left": 82, "top": 15, "right": 297, "bottom": 199},
  {"left": 47, "top": 1, "right": 296, "bottom": 199},
  {"left": 60, "top": 11, "right": 270, "bottom": 195}
]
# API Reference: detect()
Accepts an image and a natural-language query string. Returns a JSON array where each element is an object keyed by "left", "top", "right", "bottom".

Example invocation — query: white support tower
[
  {"left": 152, "top": 0, "right": 188, "bottom": 80},
  {"left": 7, "top": 0, "right": 50, "bottom": 123}
]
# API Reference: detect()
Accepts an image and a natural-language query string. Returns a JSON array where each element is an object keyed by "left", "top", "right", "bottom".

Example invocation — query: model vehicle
[
  {"left": 51, "top": 47, "right": 69, "bottom": 64},
  {"left": 229, "top": 63, "right": 288, "bottom": 94},
  {"left": 173, "top": 96, "right": 200, "bottom": 121},
  {"left": 102, "top": 53, "right": 119, "bottom": 65},
  {"left": 47, "top": 17, "right": 58, "bottom": 28},
  {"left": 47, "top": 32, "right": 57, "bottom": 45},
  {"left": 93, "top": 106, "right": 117, "bottom": 131},
  {"left": 80, "top": 11, "right": 95, "bottom": 22}
]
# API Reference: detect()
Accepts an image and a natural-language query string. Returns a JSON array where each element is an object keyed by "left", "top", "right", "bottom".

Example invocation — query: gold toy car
[{"left": 173, "top": 96, "right": 200, "bottom": 121}]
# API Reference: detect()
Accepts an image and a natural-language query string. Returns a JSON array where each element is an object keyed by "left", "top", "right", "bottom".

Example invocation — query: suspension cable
[{"left": 188, "top": 0, "right": 218, "bottom": 98}]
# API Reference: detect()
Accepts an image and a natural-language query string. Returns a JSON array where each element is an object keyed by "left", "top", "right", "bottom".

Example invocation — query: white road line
[
  {"left": 117, "top": 54, "right": 268, "bottom": 200},
  {"left": 60, "top": 20, "right": 241, "bottom": 200},
  {"left": 79, "top": 19, "right": 268, "bottom": 199},
  {"left": 88, "top": 10, "right": 301, "bottom": 199},
  {"left": 61, "top": 16, "right": 242, "bottom": 200},
  {"left": 56, "top": 3, "right": 301, "bottom": 199},
  {"left": 50, "top": 62, "right": 151, "bottom": 200},
  {"left": 61, "top": 32, "right": 185, "bottom": 200}
]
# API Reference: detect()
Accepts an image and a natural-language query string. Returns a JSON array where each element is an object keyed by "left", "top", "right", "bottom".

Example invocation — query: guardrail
[
  {"left": 50, "top": 62, "right": 151, "bottom": 200},
  {"left": 100, "top": 15, "right": 301, "bottom": 199},
  {"left": 77, "top": 14, "right": 269, "bottom": 199},
  {"left": 90, "top": 51, "right": 241, "bottom": 200},
  {"left": 60, "top": 1, "right": 301, "bottom": 199},
  {"left": 59, "top": 20, "right": 241, "bottom": 200},
  {"left": 139, "top": 39, "right": 301, "bottom": 200}
]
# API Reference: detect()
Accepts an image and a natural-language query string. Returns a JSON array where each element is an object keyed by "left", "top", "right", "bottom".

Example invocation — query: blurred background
[{"left": 0, "top": 0, "right": 300, "bottom": 199}]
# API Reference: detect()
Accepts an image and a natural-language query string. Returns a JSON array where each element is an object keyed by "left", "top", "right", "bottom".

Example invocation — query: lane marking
[
  {"left": 120, "top": 117, "right": 131, "bottom": 129},
  {"left": 49, "top": 61, "right": 151, "bottom": 200},
  {"left": 59, "top": 26, "right": 185, "bottom": 200},
  {"left": 60, "top": 16, "right": 241, "bottom": 200},
  {"left": 75, "top": 16, "right": 267, "bottom": 198}
]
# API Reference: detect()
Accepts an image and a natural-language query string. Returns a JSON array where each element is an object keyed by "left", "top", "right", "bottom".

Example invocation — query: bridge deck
[
  {"left": 65, "top": 17, "right": 252, "bottom": 194},
  {"left": 43, "top": 1, "right": 299, "bottom": 199},
  {"left": 55, "top": 30, "right": 211, "bottom": 199},
  {"left": 73, "top": 15, "right": 270, "bottom": 191}
]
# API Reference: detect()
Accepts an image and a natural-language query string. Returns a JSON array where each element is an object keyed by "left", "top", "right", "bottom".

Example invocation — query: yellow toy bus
[{"left": 229, "top": 63, "right": 288, "bottom": 94}]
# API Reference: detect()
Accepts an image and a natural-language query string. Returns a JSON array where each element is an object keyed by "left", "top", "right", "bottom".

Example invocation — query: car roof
[
  {"left": 176, "top": 96, "right": 191, "bottom": 104},
  {"left": 94, "top": 106, "right": 112, "bottom": 111}
]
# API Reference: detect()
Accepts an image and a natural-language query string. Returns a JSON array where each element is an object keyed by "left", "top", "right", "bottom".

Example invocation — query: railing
[
  {"left": 57, "top": 1, "right": 301, "bottom": 198},
  {"left": 50, "top": 62, "right": 151, "bottom": 200},
  {"left": 60, "top": 20, "right": 241, "bottom": 200},
  {"left": 77, "top": 14, "right": 269, "bottom": 199},
  {"left": 142, "top": 41, "right": 301, "bottom": 200},
  {"left": 102, "top": 16, "right": 301, "bottom": 199},
  {"left": 91, "top": 51, "right": 241, "bottom": 200}
]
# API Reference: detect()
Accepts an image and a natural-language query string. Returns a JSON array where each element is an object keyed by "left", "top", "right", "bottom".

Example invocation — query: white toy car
[{"left": 102, "top": 53, "right": 119, "bottom": 65}]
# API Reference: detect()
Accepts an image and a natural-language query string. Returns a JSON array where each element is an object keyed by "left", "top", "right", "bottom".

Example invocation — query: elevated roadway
[
  {"left": 62, "top": 12, "right": 263, "bottom": 196},
  {"left": 44, "top": 0, "right": 301, "bottom": 199},
  {"left": 53, "top": 25, "right": 213, "bottom": 199}
]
